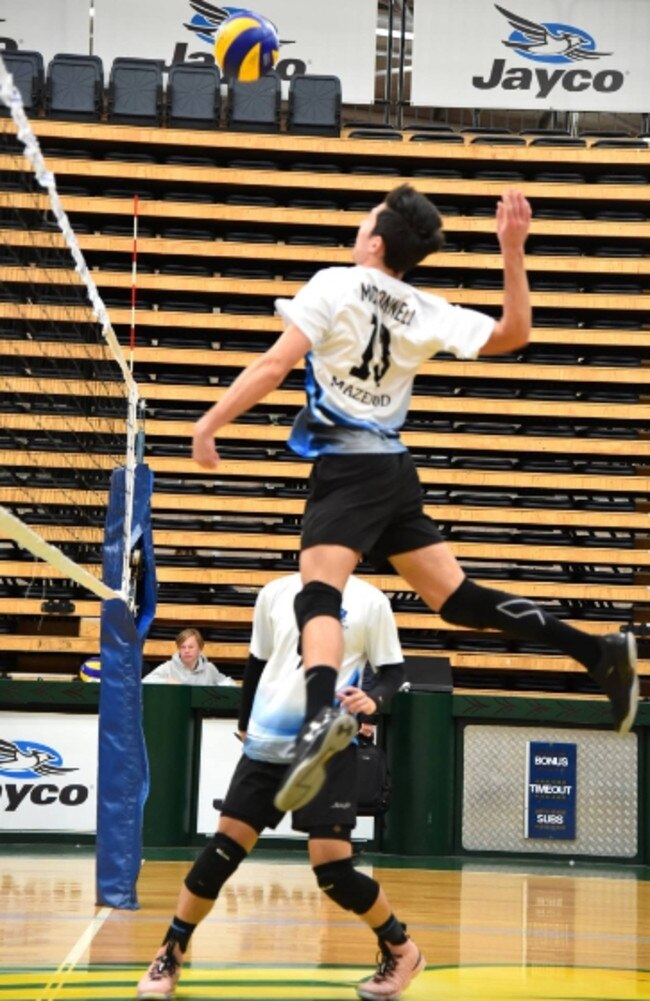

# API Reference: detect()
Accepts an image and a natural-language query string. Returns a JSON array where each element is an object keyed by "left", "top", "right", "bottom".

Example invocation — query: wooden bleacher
[{"left": 1, "top": 117, "right": 648, "bottom": 688}]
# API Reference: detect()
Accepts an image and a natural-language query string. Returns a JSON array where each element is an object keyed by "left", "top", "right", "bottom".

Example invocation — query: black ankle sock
[
  {"left": 440, "top": 578, "right": 603, "bottom": 673},
  {"left": 163, "top": 916, "right": 196, "bottom": 953},
  {"left": 305, "top": 665, "right": 337, "bottom": 722},
  {"left": 373, "top": 914, "right": 408, "bottom": 946}
]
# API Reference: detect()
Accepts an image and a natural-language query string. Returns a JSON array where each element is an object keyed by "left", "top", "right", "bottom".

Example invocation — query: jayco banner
[
  {"left": 92, "top": 0, "right": 377, "bottom": 103},
  {"left": 0, "top": 712, "right": 98, "bottom": 832},
  {"left": 412, "top": 0, "right": 650, "bottom": 112},
  {"left": 0, "top": 0, "right": 377, "bottom": 103}
]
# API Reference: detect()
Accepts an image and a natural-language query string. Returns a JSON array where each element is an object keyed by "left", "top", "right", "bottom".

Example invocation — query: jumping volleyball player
[
  {"left": 192, "top": 184, "right": 638, "bottom": 791},
  {"left": 188, "top": 185, "right": 636, "bottom": 988}
]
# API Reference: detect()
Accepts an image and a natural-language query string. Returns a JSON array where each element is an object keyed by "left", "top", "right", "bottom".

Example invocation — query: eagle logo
[
  {"left": 0, "top": 738, "right": 78, "bottom": 780},
  {"left": 495, "top": 5, "right": 612, "bottom": 64},
  {"left": 183, "top": 2, "right": 245, "bottom": 46},
  {"left": 183, "top": 1, "right": 291, "bottom": 48}
]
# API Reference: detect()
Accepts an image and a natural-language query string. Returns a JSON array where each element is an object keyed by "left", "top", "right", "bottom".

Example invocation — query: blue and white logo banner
[
  {"left": 0, "top": 0, "right": 377, "bottom": 103},
  {"left": 525, "top": 740, "right": 577, "bottom": 840},
  {"left": 412, "top": 0, "right": 650, "bottom": 112},
  {"left": 0, "top": 712, "right": 98, "bottom": 832},
  {"left": 93, "top": 0, "right": 377, "bottom": 102}
]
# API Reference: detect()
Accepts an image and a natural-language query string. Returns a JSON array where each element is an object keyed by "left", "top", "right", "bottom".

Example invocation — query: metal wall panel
[{"left": 462, "top": 724, "right": 637, "bottom": 857}]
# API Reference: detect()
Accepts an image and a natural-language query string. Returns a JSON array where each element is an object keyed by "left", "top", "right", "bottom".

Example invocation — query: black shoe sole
[{"left": 274, "top": 714, "right": 358, "bottom": 813}]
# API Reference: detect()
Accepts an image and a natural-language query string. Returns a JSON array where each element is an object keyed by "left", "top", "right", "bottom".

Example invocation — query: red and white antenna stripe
[{"left": 129, "top": 193, "right": 139, "bottom": 372}]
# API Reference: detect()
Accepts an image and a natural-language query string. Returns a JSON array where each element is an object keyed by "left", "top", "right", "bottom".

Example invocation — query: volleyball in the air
[
  {"left": 79, "top": 657, "right": 101, "bottom": 682},
  {"left": 214, "top": 10, "right": 279, "bottom": 82}
]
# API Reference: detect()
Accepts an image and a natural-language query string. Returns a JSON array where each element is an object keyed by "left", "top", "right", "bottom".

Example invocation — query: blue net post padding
[
  {"left": 96, "top": 463, "right": 156, "bottom": 909},
  {"left": 96, "top": 597, "right": 149, "bottom": 908},
  {"left": 102, "top": 464, "right": 157, "bottom": 639}
]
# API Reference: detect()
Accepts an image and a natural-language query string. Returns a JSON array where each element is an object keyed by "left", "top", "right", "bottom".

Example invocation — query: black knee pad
[
  {"left": 294, "top": 581, "right": 342, "bottom": 633},
  {"left": 184, "top": 833, "right": 247, "bottom": 901},
  {"left": 313, "top": 858, "right": 380, "bottom": 915}
]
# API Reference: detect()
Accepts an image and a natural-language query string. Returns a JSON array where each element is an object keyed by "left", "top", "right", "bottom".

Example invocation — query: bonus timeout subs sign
[{"left": 525, "top": 741, "right": 577, "bottom": 841}]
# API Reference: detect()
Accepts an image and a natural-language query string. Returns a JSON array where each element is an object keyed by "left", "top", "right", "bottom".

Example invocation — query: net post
[{"left": 0, "top": 58, "right": 153, "bottom": 909}]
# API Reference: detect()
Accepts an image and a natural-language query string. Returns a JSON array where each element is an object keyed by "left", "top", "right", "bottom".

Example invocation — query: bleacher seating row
[
  {"left": 1, "top": 49, "right": 341, "bottom": 135},
  {"left": 0, "top": 110, "right": 648, "bottom": 690},
  {"left": 4, "top": 48, "right": 650, "bottom": 146}
]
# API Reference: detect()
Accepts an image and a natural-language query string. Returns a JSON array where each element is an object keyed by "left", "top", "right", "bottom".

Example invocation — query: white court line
[{"left": 37, "top": 906, "right": 113, "bottom": 1001}]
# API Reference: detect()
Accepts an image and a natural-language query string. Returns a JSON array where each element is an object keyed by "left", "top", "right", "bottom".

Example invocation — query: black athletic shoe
[
  {"left": 274, "top": 707, "right": 359, "bottom": 813},
  {"left": 593, "top": 631, "right": 639, "bottom": 734}
]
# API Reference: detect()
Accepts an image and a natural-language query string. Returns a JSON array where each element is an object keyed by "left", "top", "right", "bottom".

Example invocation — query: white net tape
[{"left": 0, "top": 507, "right": 115, "bottom": 600}]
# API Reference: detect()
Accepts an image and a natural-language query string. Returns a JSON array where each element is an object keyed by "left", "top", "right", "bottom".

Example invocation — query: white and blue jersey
[
  {"left": 244, "top": 573, "right": 403, "bottom": 765},
  {"left": 276, "top": 265, "right": 494, "bottom": 458}
]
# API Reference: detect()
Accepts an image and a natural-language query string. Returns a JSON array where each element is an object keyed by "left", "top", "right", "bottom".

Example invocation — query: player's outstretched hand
[
  {"left": 192, "top": 427, "right": 220, "bottom": 469},
  {"left": 496, "top": 188, "right": 532, "bottom": 256}
]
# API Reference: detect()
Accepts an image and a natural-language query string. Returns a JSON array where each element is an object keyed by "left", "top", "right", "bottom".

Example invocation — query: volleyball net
[
  {"left": 0, "top": 56, "right": 141, "bottom": 606},
  {"left": 0, "top": 53, "right": 153, "bottom": 909}
]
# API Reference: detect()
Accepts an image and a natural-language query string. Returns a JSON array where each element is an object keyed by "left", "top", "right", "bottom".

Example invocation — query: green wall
[{"left": 2, "top": 681, "right": 649, "bottom": 861}]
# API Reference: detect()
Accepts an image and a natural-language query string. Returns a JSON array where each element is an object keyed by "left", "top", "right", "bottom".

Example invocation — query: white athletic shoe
[
  {"left": 357, "top": 938, "right": 426, "bottom": 1000},
  {"left": 136, "top": 941, "right": 183, "bottom": 999}
]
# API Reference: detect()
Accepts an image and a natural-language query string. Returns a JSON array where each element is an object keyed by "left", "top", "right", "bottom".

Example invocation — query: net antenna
[
  {"left": 0, "top": 52, "right": 141, "bottom": 605},
  {"left": 130, "top": 193, "right": 139, "bottom": 373}
]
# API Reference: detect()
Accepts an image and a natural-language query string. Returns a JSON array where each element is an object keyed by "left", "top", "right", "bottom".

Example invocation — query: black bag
[{"left": 356, "top": 739, "right": 391, "bottom": 816}]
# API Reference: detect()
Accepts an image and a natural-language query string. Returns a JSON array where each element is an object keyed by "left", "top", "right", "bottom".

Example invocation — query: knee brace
[
  {"left": 313, "top": 858, "right": 380, "bottom": 915},
  {"left": 294, "top": 581, "right": 342, "bottom": 633},
  {"left": 184, "top": 833, "right": 247, "bottom": 901}
]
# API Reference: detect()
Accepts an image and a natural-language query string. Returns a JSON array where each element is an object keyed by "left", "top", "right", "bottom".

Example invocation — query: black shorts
[
  {"left": 300, "top": 451, "right": 443, "bottom": 565},
  {"left": 221, "top": 745, "right": 358, "bottom": 837}
]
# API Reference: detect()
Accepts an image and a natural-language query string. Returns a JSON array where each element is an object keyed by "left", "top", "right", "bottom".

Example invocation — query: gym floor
[{"left": 3, "top": 847, "right": 650, "bottom": 1000}]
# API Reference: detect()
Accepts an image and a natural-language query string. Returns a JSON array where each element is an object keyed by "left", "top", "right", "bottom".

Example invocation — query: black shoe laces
[
  {"left": 373, "top": 946, "right": 397, "bottom": 981},
  {"left": 151, "top": 944, "right": 179, "bottom": 979}
]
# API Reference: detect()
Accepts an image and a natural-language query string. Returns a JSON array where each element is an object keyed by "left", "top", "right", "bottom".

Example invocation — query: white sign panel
[
  {"left": 0, "top": 0, "right": 90, "bottom": 66},
  {"left": 0, "top": 712, "right": 98, "bottom": 832},
  {"left": 93, "top": 0, "right": 377, "bottom": 103},
  {"left": 412, "top": 0, "right": 650, "bottom": 112},
  {"left": 197, "top": 718, "right": 374, "bottom": 841},
  {"left": 196, "top": 718, "right": 247, "bottom": 836}
]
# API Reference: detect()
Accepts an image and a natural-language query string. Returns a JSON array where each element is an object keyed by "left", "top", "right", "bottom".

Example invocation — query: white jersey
[
  {"left": 276, "top": 265, "right": 494, "bottom": 457},
  {"left": 245, "top": 573, "right": 403, "bottom": 765}
]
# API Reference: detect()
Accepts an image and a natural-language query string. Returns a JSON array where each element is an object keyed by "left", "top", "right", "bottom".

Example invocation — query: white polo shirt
[{"left": 245, "top": 573, "right": 403, "bottom": 764}]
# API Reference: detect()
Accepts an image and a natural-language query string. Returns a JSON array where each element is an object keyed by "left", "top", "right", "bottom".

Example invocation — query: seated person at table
[{"left": 143, "top": 628, "right": 237, "bottom": 686}]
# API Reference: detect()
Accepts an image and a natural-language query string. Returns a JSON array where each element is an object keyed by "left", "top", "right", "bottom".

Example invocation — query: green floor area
[{"left": 2, "top": 840, "right": 650, "bottom": 881}]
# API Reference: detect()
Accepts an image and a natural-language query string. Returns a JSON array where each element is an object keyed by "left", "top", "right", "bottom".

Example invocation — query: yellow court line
[{"left": 2, "top": 965, "right": 650, "bottom": 1000}]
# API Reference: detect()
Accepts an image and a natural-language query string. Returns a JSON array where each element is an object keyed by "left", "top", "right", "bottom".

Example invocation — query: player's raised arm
[
  {"left": 480, "top": 188, "right": 532, "bottom": 357},
  {"left": 192, "top": 324, "right": 311, "bottom": 469}
]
